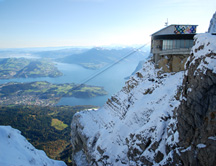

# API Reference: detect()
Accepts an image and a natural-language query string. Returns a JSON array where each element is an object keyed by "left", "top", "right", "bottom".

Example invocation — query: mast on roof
[{"left": 165, "top": 18, "right": 168, "bottom": 27}]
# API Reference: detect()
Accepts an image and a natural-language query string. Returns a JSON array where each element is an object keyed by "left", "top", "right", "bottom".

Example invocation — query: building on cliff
[
  {"left": 151, "top": 24, "right": 198, "bottom": 72},
  {"left": 71, "top": 12, "right": 216, "bottom": 166}
]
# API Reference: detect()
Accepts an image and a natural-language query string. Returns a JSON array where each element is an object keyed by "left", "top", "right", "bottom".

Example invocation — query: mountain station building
[{"left": 151, "top": 24, "right": 198, "bottom": 72}]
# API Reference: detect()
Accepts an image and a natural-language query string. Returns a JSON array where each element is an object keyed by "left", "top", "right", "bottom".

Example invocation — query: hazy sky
[{"left": 0, "top": 0, "right": 215, "bottom": 48}]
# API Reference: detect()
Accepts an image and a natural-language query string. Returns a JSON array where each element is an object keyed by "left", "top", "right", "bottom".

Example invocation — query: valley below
[{"left": 0, "top": 46, "right": 148, "bottom": 165}]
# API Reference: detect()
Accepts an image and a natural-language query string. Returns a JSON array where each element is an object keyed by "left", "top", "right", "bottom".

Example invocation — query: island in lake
[
  {"left": 0, "top": 58, "right": 62, "bottom": 79},
  {"left": 0, "top": 81, "right": 108, "bottom": 106}
]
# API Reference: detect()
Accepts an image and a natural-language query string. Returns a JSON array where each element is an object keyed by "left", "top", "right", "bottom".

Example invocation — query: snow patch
[
  {"left": 0, "top": 126, "right": 66, "bottom": 166},
  {"left": 73, "top": 150, "right": 89, "bottom": 166},
  {"left": 196, "top": 144, "right": 206, "bottom": 149},
  {"left": 181, "top": 146, "right": 191, "bottom": 153},
  {"left": 208, "top": 136, "right": 216, "bottom": 141}
]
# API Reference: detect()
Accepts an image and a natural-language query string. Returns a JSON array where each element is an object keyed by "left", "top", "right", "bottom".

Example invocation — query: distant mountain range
[
  {"left": 0, "top": 46, "right": 150, "bottom": 70},
  {"left": 33, "top": 47, "right": 89, "bottom": 59},
  {"left": 57, "top": 47, "right": 147, "bottom": 69}
]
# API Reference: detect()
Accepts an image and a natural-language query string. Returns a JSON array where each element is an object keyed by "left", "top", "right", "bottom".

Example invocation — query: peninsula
[
  {"left": 0, "top": 58, "right": 62, "bottom": 79},
  {"left": 0, "top": 81, "right": 107, "bottom": 106}
]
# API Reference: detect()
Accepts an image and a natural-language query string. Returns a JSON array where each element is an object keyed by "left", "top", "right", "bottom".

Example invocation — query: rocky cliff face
[
  {"left": 176, "top": 33, "right": 216, "bottom": 166},
  {"left": 71, "top": 27, "right": 216, "bottom": 166}
]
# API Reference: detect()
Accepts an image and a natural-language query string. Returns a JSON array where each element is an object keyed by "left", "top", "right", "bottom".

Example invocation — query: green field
[{"left": 51, "top": 118, "right": 68, "bottom": 130}]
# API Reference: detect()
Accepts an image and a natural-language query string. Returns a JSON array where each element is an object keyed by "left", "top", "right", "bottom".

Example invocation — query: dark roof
[{"left": 151, "top": 25, "right": 173, "bottom": 36}]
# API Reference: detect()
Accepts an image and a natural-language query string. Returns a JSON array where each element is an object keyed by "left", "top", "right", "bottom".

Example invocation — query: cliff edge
[
  {"left": 0, "top": 126, "right": 66, "bottom": 166},
  {"left": 71, "top": 17, "right": 216, "bottom": 166},
  {"left": 176, "top": 33, "right": 216, "bottom": 165}
]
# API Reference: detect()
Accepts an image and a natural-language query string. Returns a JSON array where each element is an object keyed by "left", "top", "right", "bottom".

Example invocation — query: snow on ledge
[{"left": 191, "top": 33, "right": 216, "bottom": 74}]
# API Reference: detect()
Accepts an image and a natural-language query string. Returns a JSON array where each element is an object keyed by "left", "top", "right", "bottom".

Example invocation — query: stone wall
[{"left": 157, "top": 54, "right": 189, "bottom": 72}]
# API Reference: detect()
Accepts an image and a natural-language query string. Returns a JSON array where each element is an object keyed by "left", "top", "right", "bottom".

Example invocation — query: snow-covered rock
[
  {"left": 189, "top": 33, "right": 216, "bottom": 74},
  {"left": 71, "top": 60, "right": 184, "bottom": 165},
  {"left": 208, "top": 11, "right": 216, "bottom": 33},
  {"left": 0, "top": 126, "right": 66, "bottom": 166}
]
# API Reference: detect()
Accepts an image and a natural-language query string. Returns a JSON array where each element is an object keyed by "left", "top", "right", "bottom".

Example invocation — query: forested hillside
[{"left": 0, "top": 105, "right": 97, "bottom": 165}]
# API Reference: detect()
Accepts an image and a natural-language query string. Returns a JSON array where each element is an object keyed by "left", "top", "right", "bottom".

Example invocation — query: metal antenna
[{"left": 165, "top": 18, "right": 168, "bottom": 26}]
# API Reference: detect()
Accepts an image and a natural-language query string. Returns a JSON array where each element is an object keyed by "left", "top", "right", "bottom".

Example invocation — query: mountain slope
[
  {"left": 0, "top": 126, "right": 66, "bottom": 166},
  {"left": 71, "top": 33, "right": 216, "bottom": 165},
  {"left": 71, "top": 59, "right": 184, "bottom": 165}
]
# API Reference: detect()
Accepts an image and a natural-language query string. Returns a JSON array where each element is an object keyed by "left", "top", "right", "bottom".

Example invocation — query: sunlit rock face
[{"left": 71, "top": 13, "right": 216, "bottom": 166}]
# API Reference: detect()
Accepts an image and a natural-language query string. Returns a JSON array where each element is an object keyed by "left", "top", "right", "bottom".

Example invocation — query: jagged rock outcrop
[
  {"left": 176, "top": 33, "right": 216, "bottom": 166},
  {"left": 71, "top": 17, "right": 216, "bottom": 166},
  {"left": 208, "top": 12, "right": 216, "bottom": 33}
]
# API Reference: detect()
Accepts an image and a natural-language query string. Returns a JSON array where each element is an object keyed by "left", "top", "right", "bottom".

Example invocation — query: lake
[{"left": 0, "top": 55, "right": 147, "bottom": 107}]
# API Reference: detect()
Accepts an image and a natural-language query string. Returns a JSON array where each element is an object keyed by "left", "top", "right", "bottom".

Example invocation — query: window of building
[{"left": 162, "top": 40, "right": 194, "bottom": 50}]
